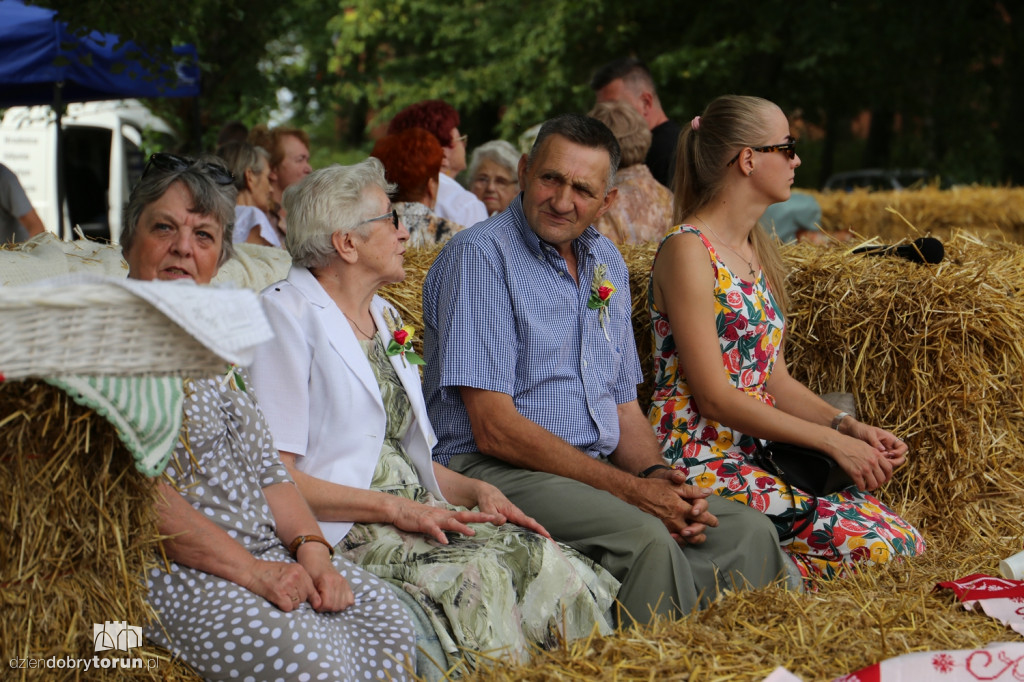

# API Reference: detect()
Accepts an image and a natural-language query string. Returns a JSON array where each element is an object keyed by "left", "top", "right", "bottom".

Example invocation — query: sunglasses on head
[
  {"left": 356, "top": 208, "right": 400, "bottom": 231},
  {"left": 726, "top": 141, "right": 797, "bottom": 167},
  {"left": 143, "top": 152, "right": 235, "bottom": 185}
]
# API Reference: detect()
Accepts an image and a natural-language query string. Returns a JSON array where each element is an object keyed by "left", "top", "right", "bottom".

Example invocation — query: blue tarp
[{"left": 0, "top": 0, "right": 200, "bottom": 107}]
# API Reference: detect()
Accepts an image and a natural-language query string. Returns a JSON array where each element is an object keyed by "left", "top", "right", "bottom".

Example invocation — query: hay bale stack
[
  {"left": 463, "top": 532, "right": 1020, "bottom": 681},
  {"left": 811, "top": 186, "right": 1024, "bottom": 242},
  {"left": 0, "top": 380, "right": 199, "bottom": 680},
  {"left": 392, "top": 235, "right": 1023, "bottom": 681},
  {"left": 782, "top": 233, "right": 1024, "bottom": 541}
]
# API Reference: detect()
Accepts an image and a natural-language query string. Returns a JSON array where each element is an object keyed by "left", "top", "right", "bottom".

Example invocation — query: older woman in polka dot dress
[{"left": 122, "top": 153, "right": 416, "bottom": 681}]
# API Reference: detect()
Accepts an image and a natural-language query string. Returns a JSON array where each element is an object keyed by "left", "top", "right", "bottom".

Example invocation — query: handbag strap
[{"left": 753, "top": 441, "right": 818, "bottom": 543}]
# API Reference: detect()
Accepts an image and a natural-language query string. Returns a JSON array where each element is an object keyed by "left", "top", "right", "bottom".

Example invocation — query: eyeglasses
[
  {"left": 143, "top": 152, "right": 235, "bottom": 185},
  {"left": 471, "top": 174, "right": 515, "bottom": 189},
  {"left": 456, "top": 133, "right": 469, "bottom": 146},
  {"left": 356, "top": 208, "right": 400, "bottom": 230},
  {"left": 726, "top": 141, "right": 797, "bottom": 167}
]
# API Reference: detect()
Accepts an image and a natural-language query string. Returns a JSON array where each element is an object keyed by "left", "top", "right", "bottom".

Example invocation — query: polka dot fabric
[{"left": 145, "top": 376, "right": 415, "bottom": 680}]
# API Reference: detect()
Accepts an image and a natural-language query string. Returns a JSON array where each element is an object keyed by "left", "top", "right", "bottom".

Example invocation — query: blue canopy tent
[{"left": 0, "top": 0, "right": 200, "bottom": 237}]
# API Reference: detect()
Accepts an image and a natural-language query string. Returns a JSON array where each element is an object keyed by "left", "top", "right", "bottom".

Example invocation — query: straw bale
[
  {"left": 392, "top": 233, "right": 1023, "bottom": 681},
  {"left": 811, "top": 186, "right": 1024, "bottom": 243},
  {"left": 1, "top": 380, "right": 200, "bottom": 680},
  {"left": 462, "top": 534, "right": 1021, "bottom": 682},
  {"left": 782, "top": 232, "right": 1024, "bottom": 542}
]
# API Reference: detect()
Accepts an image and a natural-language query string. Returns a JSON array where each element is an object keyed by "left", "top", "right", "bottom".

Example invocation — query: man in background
[
  {"left": 591, "top": 57, "right": 681, "bottom": 188},
  {"left": 0, "top": 162, "right": 46, "bottom": 243}
]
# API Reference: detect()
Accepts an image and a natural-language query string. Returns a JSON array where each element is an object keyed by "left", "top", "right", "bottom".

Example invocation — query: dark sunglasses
[
  {"left": 356, "top": 209, "right": 400, "bottom": 230},
  {"left": 726, "top": 141, "right": 797, "bottom": 167},
  {"left": 143, "top": 152, "right": 235, "bottom": 185}
]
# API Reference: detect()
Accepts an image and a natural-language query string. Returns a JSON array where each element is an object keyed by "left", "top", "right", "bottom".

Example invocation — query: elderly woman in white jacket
[{"left": 248, "top": 159, "right": 618, "bottom": 677}]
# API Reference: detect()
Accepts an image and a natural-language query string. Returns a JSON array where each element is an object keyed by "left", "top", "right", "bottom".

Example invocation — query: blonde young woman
[{"left": 646, "top": 95, "right": 925, "bottom": 580}]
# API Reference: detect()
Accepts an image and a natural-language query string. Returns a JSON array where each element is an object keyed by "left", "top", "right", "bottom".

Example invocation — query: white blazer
[{"left": 249, "top": 265, "right": 445, "bottom": 545}]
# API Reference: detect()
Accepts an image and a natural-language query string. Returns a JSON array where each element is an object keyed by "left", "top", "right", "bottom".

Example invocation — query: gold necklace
[
  {"left": 343, "top": 311, "right": 375, "bottom": 338},
  {"left": 694, "top": 215, "right": 757, "bottom": 278}
]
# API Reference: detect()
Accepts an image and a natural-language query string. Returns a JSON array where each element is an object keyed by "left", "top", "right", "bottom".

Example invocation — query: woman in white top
[
  {"left": 216, "top": 140, "right": 281, "bottom": 247},
  {"left": 248, "top": 158, "right": 618, "bottom": 677}
]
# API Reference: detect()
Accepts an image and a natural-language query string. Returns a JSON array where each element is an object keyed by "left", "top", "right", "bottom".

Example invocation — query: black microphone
[{"left": 852, "top": 237, "right": 944, "bottom": 264}]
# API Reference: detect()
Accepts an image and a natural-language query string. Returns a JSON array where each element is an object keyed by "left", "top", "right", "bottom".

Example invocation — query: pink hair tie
[{"left": 691, "top": 116, "right": 701, "bottom": 131}]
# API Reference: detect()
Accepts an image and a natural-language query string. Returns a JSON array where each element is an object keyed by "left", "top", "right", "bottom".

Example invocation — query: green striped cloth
[{"left": 46, "top": 375, "right": 184, "bottom": 477}]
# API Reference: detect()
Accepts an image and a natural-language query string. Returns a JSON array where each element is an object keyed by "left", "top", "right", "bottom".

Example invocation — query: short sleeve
[{"left": 426, "top": 241, "right": 518, "bottom": 399}]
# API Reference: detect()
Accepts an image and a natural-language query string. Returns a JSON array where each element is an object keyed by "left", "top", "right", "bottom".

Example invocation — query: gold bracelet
[{"left": 288, "top": 534, "right": 334, "bottom": 558}]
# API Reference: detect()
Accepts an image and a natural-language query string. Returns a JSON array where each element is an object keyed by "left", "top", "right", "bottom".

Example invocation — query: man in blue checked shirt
[{"left": 423, "top": 114, "right": 796, "bottom": 625}]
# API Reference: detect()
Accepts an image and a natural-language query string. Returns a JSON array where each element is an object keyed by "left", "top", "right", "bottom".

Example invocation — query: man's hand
[{"left": 628, "top": 469, "right": 718, "bottom": 545}]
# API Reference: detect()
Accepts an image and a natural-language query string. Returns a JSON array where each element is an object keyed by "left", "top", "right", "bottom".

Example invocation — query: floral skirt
[
  {"left": 341, "top": 497, "right": 617, "bottom": 673},
  {"left": 676, "top": 451, "right": 926, "bottom": 581}
]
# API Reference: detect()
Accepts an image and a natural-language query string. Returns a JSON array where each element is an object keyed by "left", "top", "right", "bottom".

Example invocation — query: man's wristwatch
[{"left": 638, "top": 464, "right": 672, "bottom": 478}]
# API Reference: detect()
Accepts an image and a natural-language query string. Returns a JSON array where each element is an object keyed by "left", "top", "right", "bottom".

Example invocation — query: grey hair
[
  {"left": 526, "top": 113, "right": 621, "bottom": 189},
  {"left": 587, "top": 100, "right": 652, "bottom": 168},
  {"left": 283, "top": 158, "right": 396, "bottom": 269},
  {"left": 216, "top": 141, "right": 270, "bottom": 192},
  {"left": 467, "top": 139, "right": 521, "bottom": 183},
  {"left": 121, "top": 155, "right": 237, "bottom": 266}
]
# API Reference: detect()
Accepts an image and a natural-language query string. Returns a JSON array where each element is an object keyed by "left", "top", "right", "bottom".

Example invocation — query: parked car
[{"left": 823, "top": 168, "right": 930, "bottom": 192}]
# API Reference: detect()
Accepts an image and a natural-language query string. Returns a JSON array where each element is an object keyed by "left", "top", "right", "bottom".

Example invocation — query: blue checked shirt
[{"left": 423, "top": 195, "right": 644, "bottom": 467}]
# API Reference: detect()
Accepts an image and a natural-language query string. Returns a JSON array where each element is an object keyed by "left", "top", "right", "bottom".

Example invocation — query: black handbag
[
  {"left": 752, "top": 441, "right": 855, "bottom": 541},
  {"left": 755, "top": 441, "right": 854, "bottom": 498}
]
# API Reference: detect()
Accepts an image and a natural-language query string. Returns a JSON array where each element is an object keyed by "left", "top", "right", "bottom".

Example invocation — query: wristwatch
[{"left": 831, "top": 411, "right": 851, "bottom": 431}]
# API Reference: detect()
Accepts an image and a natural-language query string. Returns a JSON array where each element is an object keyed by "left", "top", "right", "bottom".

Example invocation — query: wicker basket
[{"left": 0, "top": 282, "right": 234, "bottom": 379}]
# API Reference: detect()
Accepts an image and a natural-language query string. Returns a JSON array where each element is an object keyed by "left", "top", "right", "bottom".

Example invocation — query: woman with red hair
[{"left": 371, "top": 128, "right": 466, "bottom": 248}]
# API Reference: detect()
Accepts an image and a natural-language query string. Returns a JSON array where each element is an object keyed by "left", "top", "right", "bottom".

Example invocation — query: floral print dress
[
  {"left": 340, "top": 335, "right": 618, "bottom": 674},
  {"left": 646, "top": 225, "right": 925, "bottom": 580}
]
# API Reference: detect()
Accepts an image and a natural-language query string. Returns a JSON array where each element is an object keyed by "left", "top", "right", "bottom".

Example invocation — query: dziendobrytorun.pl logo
[{"left": 9, "top": 621, "right": 158, "bottom": 672}]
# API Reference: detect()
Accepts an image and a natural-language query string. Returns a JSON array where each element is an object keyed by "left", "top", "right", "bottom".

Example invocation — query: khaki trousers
[{"left": 448, "top": 452, "right": 797, "bottom": 625}]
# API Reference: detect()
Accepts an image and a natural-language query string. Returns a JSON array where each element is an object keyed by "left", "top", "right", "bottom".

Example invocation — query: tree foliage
[
  {"left": 327, "top": 0, "right": 1020, "bottom": 185},
  {"left": 22, "top": 0, "right": 1022, "bottom": 184}
]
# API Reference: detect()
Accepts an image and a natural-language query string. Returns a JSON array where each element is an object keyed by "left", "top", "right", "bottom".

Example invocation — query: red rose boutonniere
[
  {"left": 384, "top": 308, "right": 425, "bottom": 367},
  {"left": 587, "top": 263, "right": 617, "bottom": 341}
]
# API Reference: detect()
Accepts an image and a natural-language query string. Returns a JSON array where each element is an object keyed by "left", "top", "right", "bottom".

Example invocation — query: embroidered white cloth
[
  {"left": 936, "top": 573, "right": 1024, "bottom": 635},
  {"left": 832, "top": 642, "right": 1024, "bottom": 681}
]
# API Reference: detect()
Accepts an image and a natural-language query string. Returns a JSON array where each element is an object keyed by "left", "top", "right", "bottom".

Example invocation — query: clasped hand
[
  {"left": 631, "top": 468, "right": 718, "bottom": 545},
  {"left": 833, "top": 421, "right": 907, "bottom": 491},
  {"left": 242, "top": 555, "right": 353, "bottom": 613}
]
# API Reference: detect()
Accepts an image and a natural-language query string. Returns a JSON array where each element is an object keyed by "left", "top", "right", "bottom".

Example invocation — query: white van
[{"left": 0, "top": 99, "right": 175, "bottom": 243}]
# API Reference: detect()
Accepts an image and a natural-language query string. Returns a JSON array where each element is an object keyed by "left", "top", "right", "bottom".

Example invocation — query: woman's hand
[
  {"left": 296, "top": 543, "right": 354, "bottom": 613},
  {"left": 844, "top": 420, "right": 908, "bottom": 467},
  {"left": 828, "top": 420, "right": 904, "bottom": 491},
  {"left": 473, "top": 481, "right": 552, "bottom": 539},
  {"left": 239, "top": 558, "right": 319, "bottom": 612},
  {"left": 388, "top": 496, "right": 503, "bottom": 545}
]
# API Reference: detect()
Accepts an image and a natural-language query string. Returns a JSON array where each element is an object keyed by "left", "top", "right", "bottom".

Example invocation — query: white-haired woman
[
  {"left": 216, "top": 140, "right": 280, "bottom": 247},
  {"left": 123, "top": 153, "right": 416, "bottom": 681},
  {"left": 587, "top": 100, "right": 673, "bottom": 244},
  {"left": 247, "top": 159, "right": 618, "bottom": 676},
  {"left": 467, "top": 139, "right": 520, "bottom": 216}
]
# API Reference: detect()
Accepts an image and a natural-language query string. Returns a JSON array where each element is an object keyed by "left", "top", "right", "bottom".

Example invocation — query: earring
[{"left": 749, "top": 168, "right": 755, "bottom": 176}]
